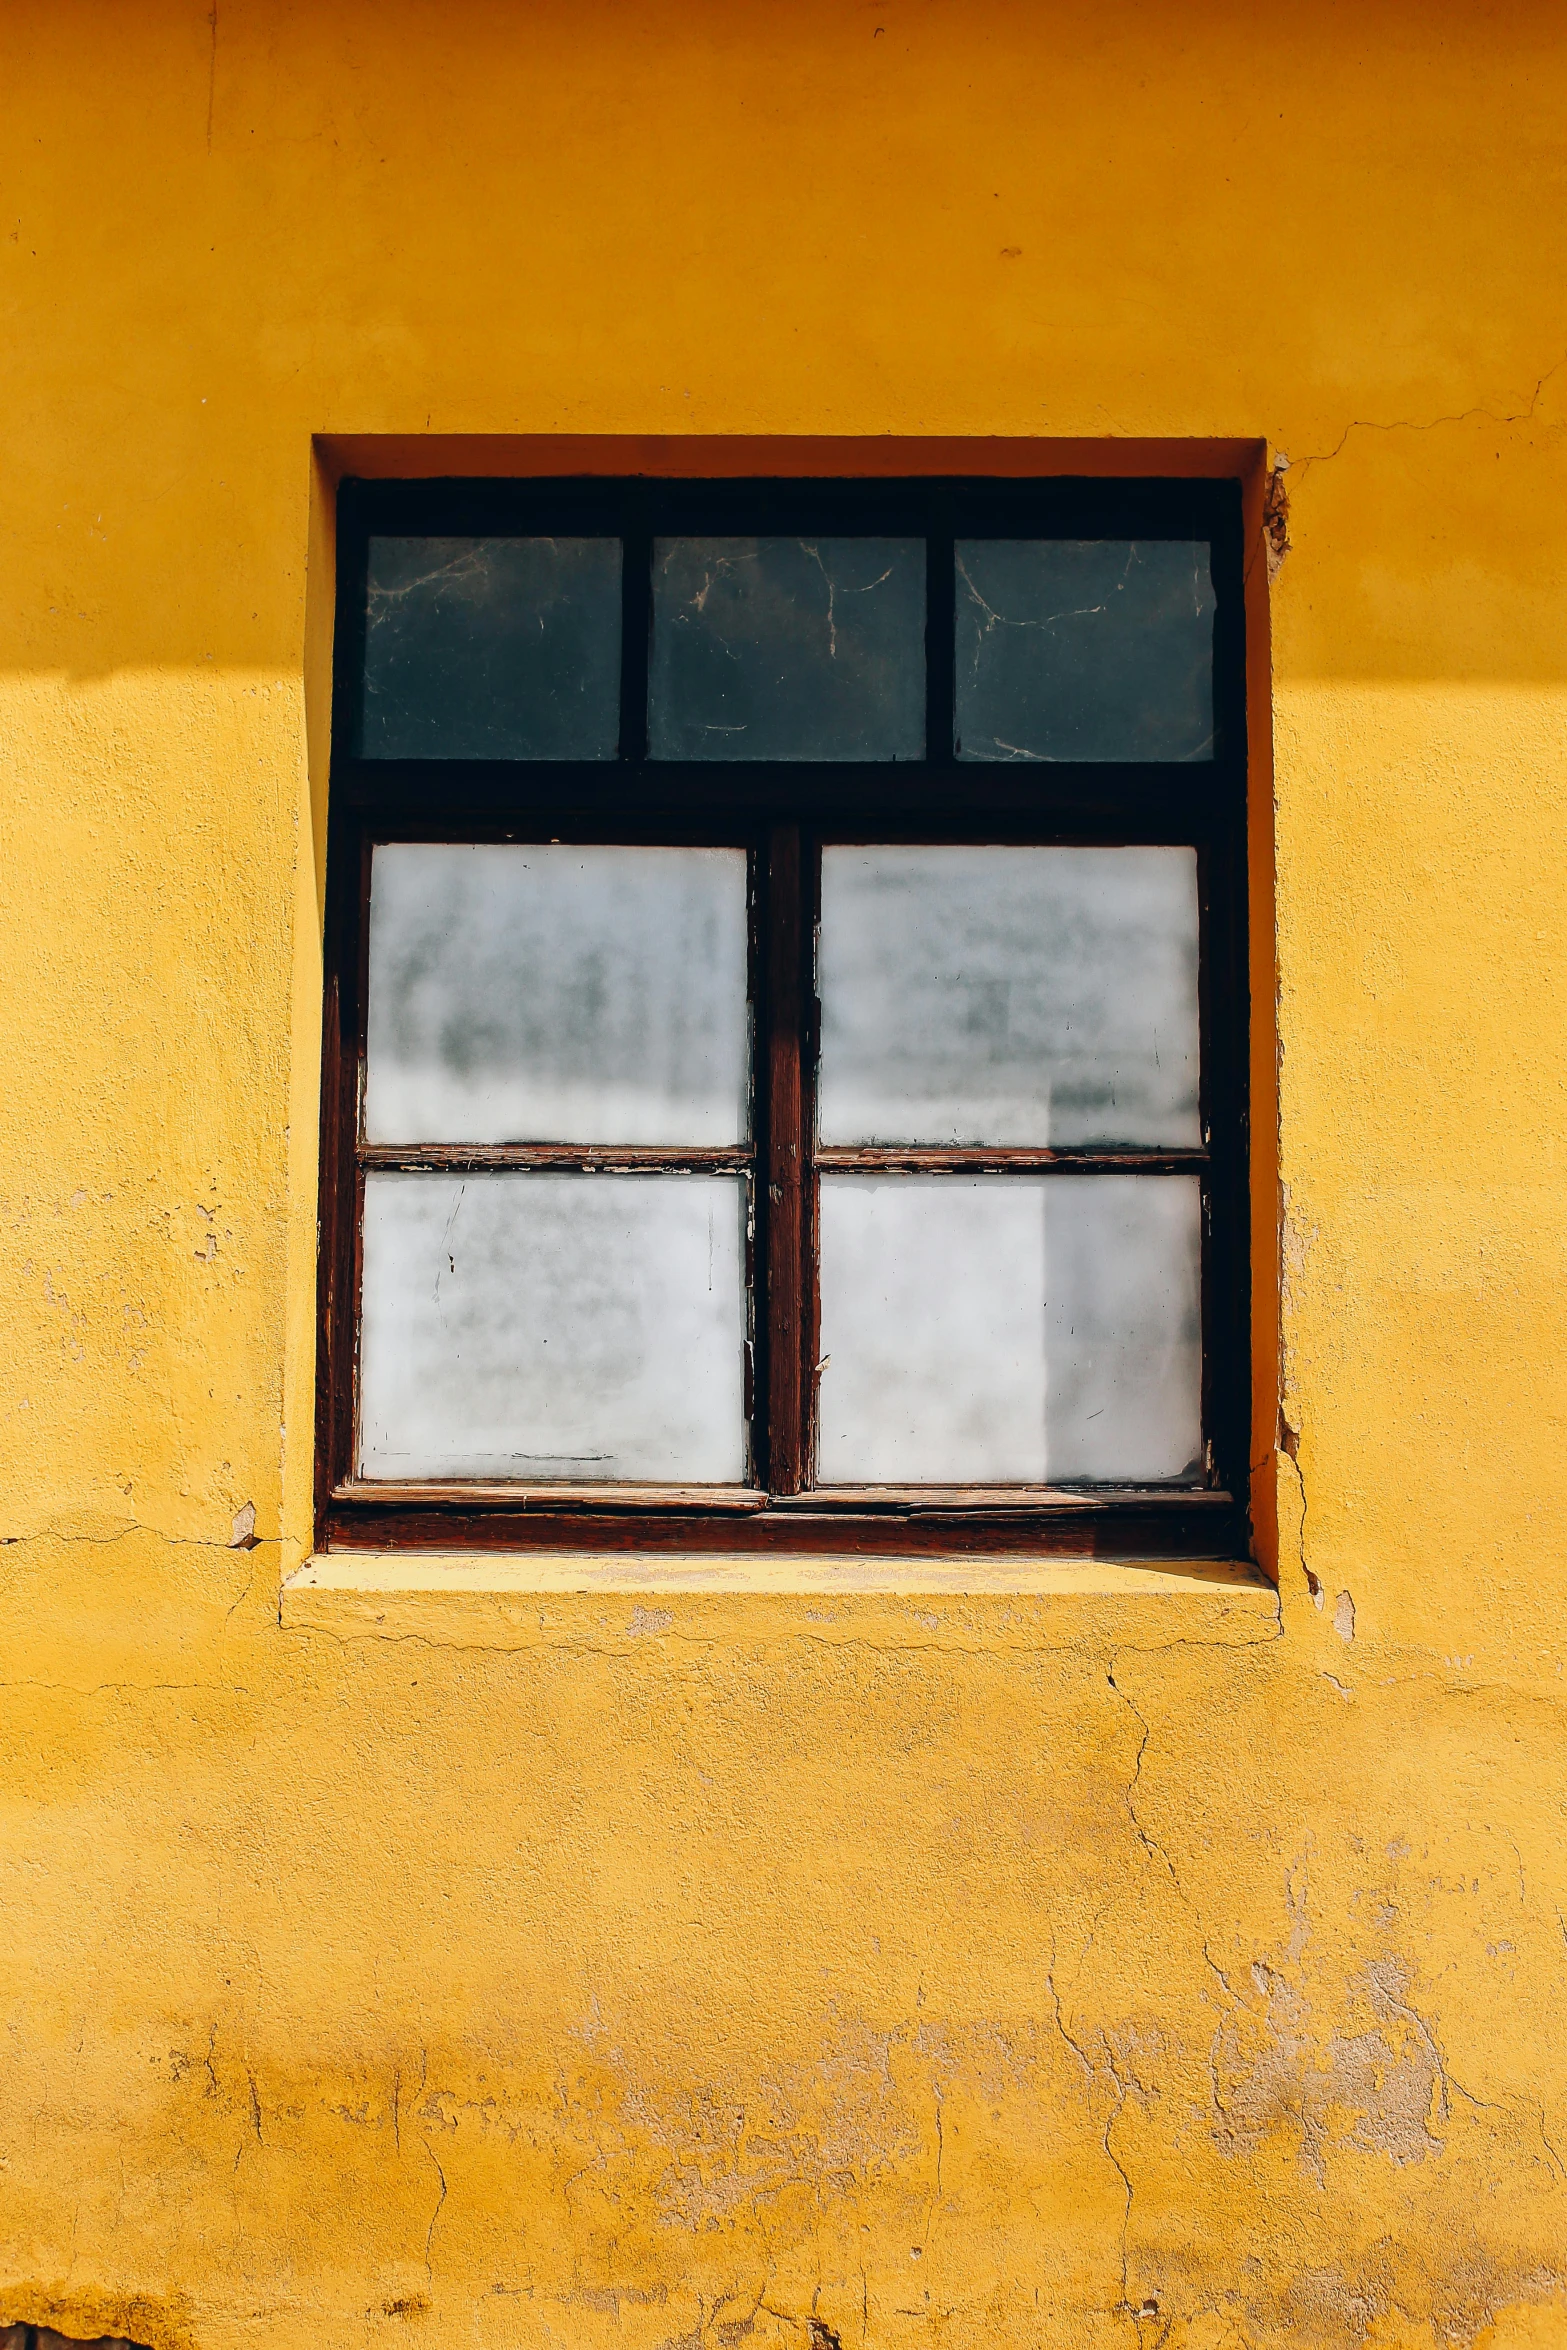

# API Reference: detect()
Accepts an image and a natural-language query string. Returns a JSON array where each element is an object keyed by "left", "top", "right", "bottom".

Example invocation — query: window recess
[{"left": 319, "top": 476, "right": 1249, "bottom": 1559}]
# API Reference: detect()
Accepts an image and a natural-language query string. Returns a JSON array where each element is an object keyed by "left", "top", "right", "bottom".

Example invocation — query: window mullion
[
  {"left": 763, "top": 821, "right": 812, "bottom": 1494},
  {"left": 925, "top": 527, "right": 955, "bottom": 763},
  {"left": 619, "top": 524, "right": 651, "bottom": 763}
]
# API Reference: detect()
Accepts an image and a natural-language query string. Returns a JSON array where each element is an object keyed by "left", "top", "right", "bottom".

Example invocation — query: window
[{"left": 318, "top": 474, "right": 1248, "bottom": 1559}]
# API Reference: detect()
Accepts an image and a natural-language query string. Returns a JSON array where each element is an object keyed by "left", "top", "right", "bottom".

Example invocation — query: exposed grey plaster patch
[
  {"left": 627, "top": 1606, "right": 674, "bottom": 1638},
  {"left": 1212, "top": 1954, "right": 1451, "bottom": 2181}
]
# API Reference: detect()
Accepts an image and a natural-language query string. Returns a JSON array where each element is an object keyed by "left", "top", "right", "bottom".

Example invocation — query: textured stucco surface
[{"left": 3, "top": 3, "right": 1567, "bottom": 2344}]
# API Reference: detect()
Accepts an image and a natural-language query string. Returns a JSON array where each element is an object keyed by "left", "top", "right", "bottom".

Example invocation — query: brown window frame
[{"left": 317, "top": 474, "right": 1250, "bottom": 1560}]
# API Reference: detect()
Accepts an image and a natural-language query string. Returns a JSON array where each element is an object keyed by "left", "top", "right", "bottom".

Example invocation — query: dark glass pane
[
  {"left": 954, "top": 540, "right": 1215, "bottom": 763},
  {"left": 649, "top": 537, "right": 925, "bottom": 761},
  {"left": 360, "top": 537, "right": 621, "bottom": 760}
]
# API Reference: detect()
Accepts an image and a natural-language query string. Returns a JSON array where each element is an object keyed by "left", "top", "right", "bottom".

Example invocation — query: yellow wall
[{"left": 4, "top": 3, "right": 1567, "bottom": 2343}]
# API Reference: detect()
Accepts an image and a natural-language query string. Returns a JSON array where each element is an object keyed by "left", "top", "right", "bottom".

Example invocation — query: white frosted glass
[
  {"left": 816, "top": 1175, "right": 1201, "bottom": 1485},
  {"left": 817, "top": 845, "right": 1199, "bottom": 1148},
  {"left": 358, "top": 1172, "right": 747, "bottom": 1482},
  {"left": 818, "top": 1179, "right": 1047, "bottom": 1483},
  {"left": 1038, "top": 1175, "right": 1203, "bottom": 1480},
  {"left": 365, "top": 844, "right": 749, "bottom": 1144}
]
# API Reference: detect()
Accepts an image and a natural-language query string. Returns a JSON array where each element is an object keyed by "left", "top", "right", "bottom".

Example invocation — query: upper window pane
[
  {"left": 649, "top": 537, "right": 925, "bottom": 761},
  {"left": 817, "top": 844, "right": 1201, "bottom": 1148},
  {"left": 954, "top": 540, "right": 1215, "bottom": 763},
  {"left": 360, "top": 536, "right": 621, "bottom": 760},
  {"left": 365, "top": 843, "right": 750, "bottom": 1145}
]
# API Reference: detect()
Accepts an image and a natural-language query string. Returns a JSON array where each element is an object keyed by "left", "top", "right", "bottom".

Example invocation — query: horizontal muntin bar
[
  {"left": 335, "top": 1481, "right": 769, "bottom": 1511},
  {"left": 814, "top": 1146, "right": 1208, "bottom": 1174},
  {"left": 774, "top": 1485, "right": 1228, "bottom": 1512},
  {"left": 333, "top": 1481, "right": 1228, "bottom": 1515},
  {"left": 340, "top": 474, "right": 1238, "bottom": 520},
  {"left": 338, "top": 754, "right": 1238, "bottom": 798},
  {"left": 357, "top": 1142, "right": 752, "bottom": 1173},
  {"left": 356, "top": 1145, "right": 1203, "bottom": 1175}
]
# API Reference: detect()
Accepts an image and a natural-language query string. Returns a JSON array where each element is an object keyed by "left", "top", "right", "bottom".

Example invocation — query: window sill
[{"left": 281, "top": 1550, "right": 1279, "bottom": 1648}]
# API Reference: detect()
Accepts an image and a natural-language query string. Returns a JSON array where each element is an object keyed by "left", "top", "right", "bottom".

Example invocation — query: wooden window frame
[{"left": 317, "top": 474, "right": 1250, "bottom": 1559}]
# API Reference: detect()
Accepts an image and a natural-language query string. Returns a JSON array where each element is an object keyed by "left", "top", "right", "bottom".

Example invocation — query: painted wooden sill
[{"left": 281, "top": 1552, "right": 1280, "bottom": 1651}]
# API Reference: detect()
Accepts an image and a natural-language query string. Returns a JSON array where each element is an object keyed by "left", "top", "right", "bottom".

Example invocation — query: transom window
[{"left": 319, "top": 475, "right": 1248, "bottom": 1558}]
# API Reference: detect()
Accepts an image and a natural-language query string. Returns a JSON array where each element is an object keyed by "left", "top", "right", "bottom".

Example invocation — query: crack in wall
[
  {"left": 1289, "top": 339, "right": 1567, "bottom": 478},
  {"left": 1044, "top": 1934, "right": 1141, "bottom": 2335},
  {"left": 0, "top": 1523, "right": 282, "bottom": 1554},
  {"left": 1106, "top": 1662, "right": 1184, "bottom": 1894},
  {"left": 278, "top": 1619, "right": 1281, "bottom": 1664}
]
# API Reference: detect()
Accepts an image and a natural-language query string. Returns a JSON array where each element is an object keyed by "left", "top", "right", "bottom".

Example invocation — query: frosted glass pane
[
  {"left": 819, "top": 1179, "right": 1047, "bottom": 1483},
  {"left": 818, "top": 845, "right": 1200, "bottom": 1148},
  {"left": 360, "top": 537, "right": 621, "bottom": 759},
  {"left": 649, "top": 537, "right": 925, "bottom": 761},
  {"left": 816, "top": 1175, "right": 1201, "bottom": 1484},
  {"left": 955, "top": 540, "right": 1215, "bottom": 763},
  {"left": 358, "top": 1173, "right": 747, "bottom": 1482},
  {"left": 365, "top": 844, "right": 749, "bottom": 1145}
]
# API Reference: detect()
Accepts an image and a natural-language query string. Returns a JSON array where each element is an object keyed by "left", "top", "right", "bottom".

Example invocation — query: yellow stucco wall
[{"left": 4, "top": 3, "right": 1567, "bottom": 2343}]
